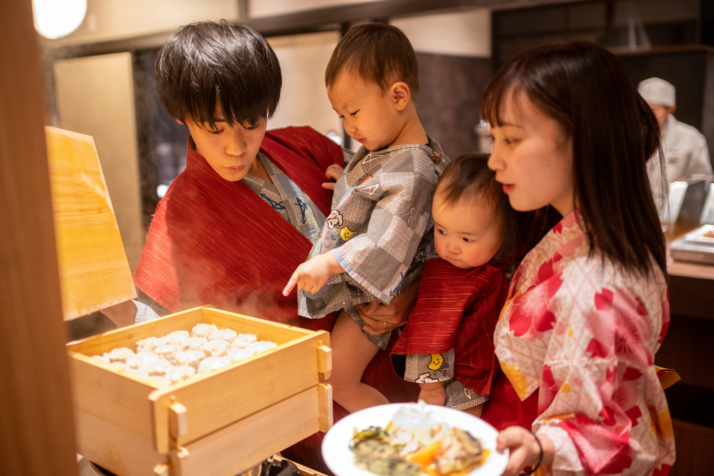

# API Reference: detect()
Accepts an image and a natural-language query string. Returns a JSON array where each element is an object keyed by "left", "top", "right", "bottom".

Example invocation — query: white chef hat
[{"left": 638, "top": 77, "right": 675, "bottom": 107}]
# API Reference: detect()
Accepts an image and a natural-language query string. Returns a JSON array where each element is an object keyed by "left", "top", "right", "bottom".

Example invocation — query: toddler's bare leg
[
  {"left": 418, "top": 382, "right": 446, "bottom": 406},
  {"left": 328, "top": 310, "right": 388, "bottom": 413}
]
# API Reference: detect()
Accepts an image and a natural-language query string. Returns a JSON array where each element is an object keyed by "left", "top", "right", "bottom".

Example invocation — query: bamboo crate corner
[{"left": 68, "top": 306, "right": 332, "bottom": 476}]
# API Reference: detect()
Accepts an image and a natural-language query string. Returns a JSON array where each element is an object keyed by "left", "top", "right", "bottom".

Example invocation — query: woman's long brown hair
[{"left": 481, "top": 41, "right": 667, "bottom": 277}]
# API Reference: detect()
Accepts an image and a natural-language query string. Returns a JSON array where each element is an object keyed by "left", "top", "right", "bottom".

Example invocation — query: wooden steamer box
[{"left": 67, "top": 306, "right": 333, "bottom": 476}]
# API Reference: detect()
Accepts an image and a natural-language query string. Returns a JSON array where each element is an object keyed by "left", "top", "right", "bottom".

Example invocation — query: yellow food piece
[{"left": 407, "top": 441, "right": 443, "bottom": 466}]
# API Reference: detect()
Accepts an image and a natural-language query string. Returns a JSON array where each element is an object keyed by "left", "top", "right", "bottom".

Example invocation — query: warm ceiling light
[{"left": 33, "top": 0, "right": 87, "bottom": 39}]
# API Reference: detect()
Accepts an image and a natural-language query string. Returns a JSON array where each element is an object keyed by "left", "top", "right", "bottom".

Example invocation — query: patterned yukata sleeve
[
  {"left": 532, "top": 282, "right": 670, "bottom": 476},
  {"left": 403, "top": 350, "right": 456, "bottom": 383},
  {"left": 331, "top": 151, "right": 438, "bottom": 303}
]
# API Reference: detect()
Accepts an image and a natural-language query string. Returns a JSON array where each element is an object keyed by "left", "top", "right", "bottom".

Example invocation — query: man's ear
[
  {"left": 668, "top": 104, "right": 677, "bottom": 115},
  {"left": 176, "top": 118, "right": 185, "bottom": 125},
  {"left": 390, "top": 82, "right": 411, "bottom": 111}
]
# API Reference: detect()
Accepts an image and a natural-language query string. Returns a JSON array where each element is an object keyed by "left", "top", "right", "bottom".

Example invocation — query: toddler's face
[
  {"left": 433, "top": 193, "right": 503, "bottom": 269},
  {"left": 327, "top": 70, "right": 402, "bottom": 151},
  {"left": 179, "top": 105, "right": 267, "bottom": 182}
]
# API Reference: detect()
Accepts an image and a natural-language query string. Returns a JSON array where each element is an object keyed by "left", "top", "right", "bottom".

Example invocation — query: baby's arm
[
  {"left": 283, "top": 251, "right": 345, "bottom": 296},
  {"left": 418, "top": 381, "right": 446, "bottom": 406}
]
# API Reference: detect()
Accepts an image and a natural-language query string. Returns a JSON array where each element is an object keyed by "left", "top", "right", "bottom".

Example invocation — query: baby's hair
[
  {"left": 155, "top": 21, "right": 281, "bottom": 128},
  {"left": 437, "top": 154, "right": 559, "bottom": 264},
  {"left": 325, "top": 23, "right": 419, "bottom": 96}
]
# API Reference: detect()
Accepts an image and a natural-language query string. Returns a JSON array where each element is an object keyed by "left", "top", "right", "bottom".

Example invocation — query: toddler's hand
[
  {"left": 322, "top": 164, "right": 344, "bottom": 190},
  {"left": 418, "top": 383, "right": 446, "bottom": 406},
  {"left": 283, "top": 252, "right": 344, "bottom": 296}
]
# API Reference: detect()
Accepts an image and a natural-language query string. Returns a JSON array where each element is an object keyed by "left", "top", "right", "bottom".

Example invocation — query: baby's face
[
  {"left": 433, "top": 193, "right": 503, "bottom": 269},
  {"left": 327, "top": 70, "right": 402, "bottom": 151},
  {"left": 179, "top": 104, "right": 267, "bottom": 182}
]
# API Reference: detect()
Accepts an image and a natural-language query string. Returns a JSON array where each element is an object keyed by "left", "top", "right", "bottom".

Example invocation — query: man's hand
[
  {"left": 357, "top": 276, "right": 420, "bottom": 335},
  {"left": 322, "top": 164, "right": 344, "bottom": 190},
  {"left": 283, "top": 252, "right": 344, "bottom": 296},
  {"left": 100, "top": 300, "right": 137, "bottom": 329}
]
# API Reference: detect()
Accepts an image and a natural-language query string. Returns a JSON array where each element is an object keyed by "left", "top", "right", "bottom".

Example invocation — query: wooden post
[{"left": 0, "top": 1, "right": 78, "bottom": 474}]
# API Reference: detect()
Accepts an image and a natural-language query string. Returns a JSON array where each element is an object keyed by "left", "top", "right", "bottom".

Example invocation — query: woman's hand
[
  {"left": 356, "top": 277, "right": 420, "bottom": 335},
  {"left": 497, "top": 427, "right": 554, "bottom": 476},
  {"left": 322, "top": 164, "right": 344, "bottom": 190},
  {"left": 283, "top": 252, "right": 344, "bottom": 296}
]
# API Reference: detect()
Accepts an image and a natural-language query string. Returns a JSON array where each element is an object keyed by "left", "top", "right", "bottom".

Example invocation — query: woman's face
[{"left": 488, "top": 90, "right": 575, "bottom": 216}]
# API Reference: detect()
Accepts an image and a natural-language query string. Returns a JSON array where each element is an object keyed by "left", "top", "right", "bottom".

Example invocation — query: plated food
[
  {"left": 323, "top": 404, "right": 507, "bottom": 476},
  {"left": 350, "top": 404, "right": 488, "bottom": 476},
  {"left": 90, "top": 324, "right": 277, "bottom": 386}
]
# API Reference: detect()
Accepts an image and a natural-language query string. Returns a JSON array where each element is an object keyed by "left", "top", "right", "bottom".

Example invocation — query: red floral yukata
[{"left": 483, "top": 211, "right": 675, "bottom": 475}]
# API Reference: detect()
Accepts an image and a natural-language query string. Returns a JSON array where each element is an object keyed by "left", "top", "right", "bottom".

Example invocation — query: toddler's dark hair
[
  {"left": 155, "top": 21, "right": 281, "bottom": 128},
  {"left": 437, "top": 154, "right": 559, "bottom": 264},
  {"left": 325, "top": 23, "right": 419, "bottom": 96}
]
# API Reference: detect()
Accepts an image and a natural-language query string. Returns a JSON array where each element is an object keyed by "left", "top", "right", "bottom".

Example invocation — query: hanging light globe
[{"left": 33, "top": 0, "right": 87, "bottom": 40}]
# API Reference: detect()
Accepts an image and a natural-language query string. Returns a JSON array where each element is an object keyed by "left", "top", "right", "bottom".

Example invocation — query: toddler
[
  {"left": 283, "top": 23, "right": 448, "bottom": 412},
  {"left": 392, "top": 154, "right": 523, "bottom": 416}
]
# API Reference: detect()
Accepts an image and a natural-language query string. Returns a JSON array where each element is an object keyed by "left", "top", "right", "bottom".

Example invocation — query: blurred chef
[{"left": 639, "top": 77, "right": 713, "bottom": 184}]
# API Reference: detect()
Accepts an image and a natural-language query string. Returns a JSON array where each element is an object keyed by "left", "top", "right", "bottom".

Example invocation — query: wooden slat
[
  {"left": 175, "top": 387, "right": 321, "bottom": 476},
  {"left": 46, "top": 126, "right": 137, "bottom": 320},
  {"left": 0, "top": 0, "right": 78, "bottom": 474},
  {"left": 74, "top": 409, "right": 167, "bottom": 475}
]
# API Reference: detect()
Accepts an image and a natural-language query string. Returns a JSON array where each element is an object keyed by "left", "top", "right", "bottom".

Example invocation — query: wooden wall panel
[{"left": 0, "top": 1, "right": 78, "bottom": 474}]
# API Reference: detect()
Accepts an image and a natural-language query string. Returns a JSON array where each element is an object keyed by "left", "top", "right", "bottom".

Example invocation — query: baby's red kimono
[
  {"left": 134, "top": 126, "right": 418, "bottom": 472},
  {"left": 391, "top": 258, "right": 508, "bottom": 401}
]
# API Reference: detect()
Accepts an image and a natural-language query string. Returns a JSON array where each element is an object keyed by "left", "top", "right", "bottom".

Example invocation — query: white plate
[
  {"left": 685, "top": 224, "right": 714, "bottom": 245},
  {"left": 322, "top": 403, "right": 509, "bottom": 476}
]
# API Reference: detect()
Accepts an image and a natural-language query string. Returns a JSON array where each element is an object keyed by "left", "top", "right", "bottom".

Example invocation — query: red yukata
[
  {"left": 134, "top": 126, "right": 419, "bottom": 472},
  {"left": 391, "top": 258, "right": 508, "bottom": 398}
]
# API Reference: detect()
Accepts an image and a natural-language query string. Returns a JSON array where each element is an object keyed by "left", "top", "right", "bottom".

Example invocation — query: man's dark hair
[
  {"left": 481, "top": 41, "right": 666, "bottom": 277},
  {"left": 437, "top": 154, "right": 560, "bottom": 264},
  {"left": 325, "top": 23, "right": 419, "bottom": 96},
  {"left": 155, "top": 21, "right": 281, "bottom": 127}
]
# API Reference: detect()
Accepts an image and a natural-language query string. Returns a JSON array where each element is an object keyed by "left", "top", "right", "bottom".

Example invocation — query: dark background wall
[{"left": 415, "top": 53, "right": 492, "bottom": 159}]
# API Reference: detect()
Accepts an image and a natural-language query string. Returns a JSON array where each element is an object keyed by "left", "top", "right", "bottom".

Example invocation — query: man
[{"left": 639, "top": 77, "right": 712, "bottom": 183}]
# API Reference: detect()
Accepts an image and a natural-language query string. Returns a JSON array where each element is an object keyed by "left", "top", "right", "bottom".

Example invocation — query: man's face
[
  {"left": 179, "top": 105, "right": 267, "bottom": 182},
  {"left": 648, "top": 103, "right": 676, "bottom": 129}
]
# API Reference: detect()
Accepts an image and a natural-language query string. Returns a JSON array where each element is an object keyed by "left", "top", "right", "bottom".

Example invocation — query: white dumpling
[
  {"left": 227, "top": 348, "right": 254, "bottom": 363},
  {"left": 175, "top": 350, "right": 206, "bottom": 369},
  {"left": 91, "top": 355, "right": 110, "bottom": 364},
  {"left": 155, "top": 344, "right": 179, "bottom": 363},
  {"left": 191, "top": 323, "right": 218, "bottom": 339},
  {"left": 166, "top": 365, "right": 196, "bottom": 383},
  {"left": 148, "top": 376, "right": 171, "bottom": 387},
  {"left": 180, "top": 336, "right": 208, "bottom": 351},
  {"left": 165, "top": 330, "right": 190, "bottom": 345},
  {"left": 105, "top": 347, "right": 135, "bottom": 363},
  {"left": 231, "top": 334, "right": 257, "bottom": 348},
  {"left": 201, "top": 340, "right": 229, "bottom": 357},
  {"left": 140, "top": 358, "right": 173, "bottom": 376},
  {"left": 209, "top": 328, "right": 237, "bottom": 342},
  {"left": 136, "top": 336, "right": 167, "bottom": 353},
  {"left": 197, "top": 356, "right": 230, "bottom": 374},
  {"left": 126, "top": 351, "right": 159, "bottom": 369},
  {"left": 250, "top": 341, "right": 277, "bottom": 354}
]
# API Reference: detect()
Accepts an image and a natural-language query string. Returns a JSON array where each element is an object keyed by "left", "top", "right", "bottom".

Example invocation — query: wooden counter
[{"left": 660, "top": 252, "right": 714, "bottom": 475}]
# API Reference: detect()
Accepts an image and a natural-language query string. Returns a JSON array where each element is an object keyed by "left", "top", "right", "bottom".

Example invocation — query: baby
[
  {"left": 283, "top": 23, "right": 449, "bottom": 412},
  {"left": 391, "top": 154, "right": 522, "bottom": 416}
]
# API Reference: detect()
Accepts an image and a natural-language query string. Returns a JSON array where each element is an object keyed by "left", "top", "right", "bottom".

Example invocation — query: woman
[{"left": 480, "top": 42, "right": 674, "bottom": 475}]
